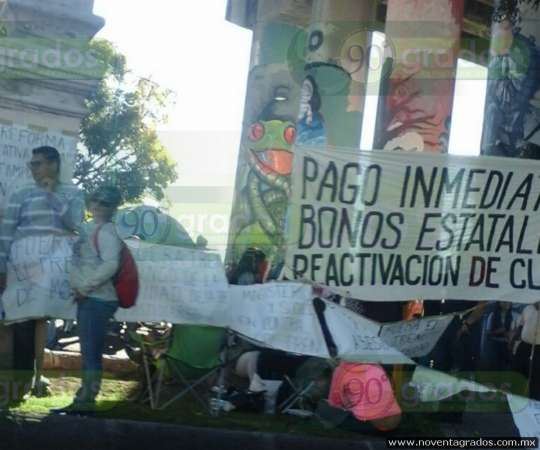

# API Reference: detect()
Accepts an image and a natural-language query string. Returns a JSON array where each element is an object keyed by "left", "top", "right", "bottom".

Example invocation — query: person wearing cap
[
  {"left": 0, "top": 146, "right": 84, "bottom": 398},
  {"left": 55, "top": 185, "right": 123, "bottom": 414}
]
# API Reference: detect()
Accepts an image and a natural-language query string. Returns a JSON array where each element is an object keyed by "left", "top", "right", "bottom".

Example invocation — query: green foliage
[{"left": 75, "top": 39, "right": 177, "bottom": 202}]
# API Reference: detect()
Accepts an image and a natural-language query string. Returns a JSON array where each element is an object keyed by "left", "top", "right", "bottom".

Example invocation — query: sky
[
  {"left": 93, "top": 0, "right": 487, "bottom": 252},
  {"left": 93, "top": 0, "right": 251, "bottom": 187}
]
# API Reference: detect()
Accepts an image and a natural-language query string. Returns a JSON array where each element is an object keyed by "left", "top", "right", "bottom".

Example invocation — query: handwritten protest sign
[
  {"left": 116, "top": 240, "right": 229, "bottom": 325},
  {"left": 0, "top": 234, "right": 461, "bottom": 366},
  {"left": 0, "top": 122, "right": 77, "bottom": 214},
  {"left": 0, "top": 232, "right": 449, "bottom": 361},
  {"left": 285, "top": 146, "right": 540, "bottom": 303},
  {"left": 229, "top": 283, "right": 329, "bottom": 358},
  {"left": 380, "top": 314, "right": 453, "bottom": 358},
  {"left": 1, "top": 238, "right": 228, "bottom": 324},
  {"left": 323, "top": 301, "right": 413, "bottom": 364},
  {"left": 1, "top": 235, "right": 76, "bottom": 321}
]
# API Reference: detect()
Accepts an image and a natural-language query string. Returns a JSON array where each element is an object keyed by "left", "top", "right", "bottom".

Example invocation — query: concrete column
[
  {"left": 0, "top": 0, "right": 104, "bottom": 210},
  {"left": 480, "top": 0, "right": 540, "bottom": 157},
  {"left": 297, "top": 0, "right": 376, "bottom": 148},
  {"left": 225, "top": 1, "right": 310, "bottom": 275},
  {"left": 370, "top": 0, "right": 464, "bottom": 325},
  {"left": 374, "top": 0, "right": 465, "bottom": 153}
]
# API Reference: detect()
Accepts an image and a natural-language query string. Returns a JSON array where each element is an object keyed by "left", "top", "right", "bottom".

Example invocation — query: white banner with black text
[{"left": 285, "top": 146, "right": 540, "bottom": 302}]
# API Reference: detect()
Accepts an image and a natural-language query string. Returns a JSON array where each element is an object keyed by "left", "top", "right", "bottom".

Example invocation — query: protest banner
[
  {"left": 1, "top": 235, "right": 76, "bottom": 322},
  {"left": 115, "top": 240, "right": 229, "bottom": 325},
  {"left": 507, "top": 395, "right": 540, "bottom": 450},
  {"left": 1, "top": 238, "right": 228, "bottom": 324},
  {"left": 0, "top": 122, "right": 77, "bottom": 214},
  {"left": 0, "top": 229, "right": 450, "bottom": 361},
  {"left": 379, "top": 314, "right": 454, "bottom": 358},
  {"left": 322, "top": 300, "right": 413, "bottom": 364},
  {"left": 285, "top": 146, "right": 540, "bottom": 302},
  {"left": 228, "top": 283, "right": 329, "bottom": 358}
]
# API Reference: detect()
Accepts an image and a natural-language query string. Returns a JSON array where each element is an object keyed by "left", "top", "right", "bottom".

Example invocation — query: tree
[{"left": 74, "top": 39, "right": 177, "bottom": 203}]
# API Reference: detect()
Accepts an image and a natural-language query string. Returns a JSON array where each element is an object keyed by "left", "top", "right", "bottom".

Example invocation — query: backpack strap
[{"left": 92, "top": 223, "right": 105, "bottom": 258}]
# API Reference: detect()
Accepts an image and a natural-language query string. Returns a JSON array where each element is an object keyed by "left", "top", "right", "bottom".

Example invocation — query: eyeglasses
[
  {"left": 93, "top": 199, "right": 114, "bottom": 207},
  {"left": 27, "top": 160, "right": 46, "bottom": 170}
]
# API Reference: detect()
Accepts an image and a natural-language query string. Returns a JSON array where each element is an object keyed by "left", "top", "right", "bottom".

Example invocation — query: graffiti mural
[
  {"left": 370, "top": 0, "right": 464, "bottom": 323},
  {"left": 301, "top": 0, "right": 376, "bottom": 147},
  {"left": 233, "top": 117, "right": 296, "bottom": 258},
  {"left": 226, "top": 22, "right": 305, "bottom": 276},
  {"left": 297, "top": 75, "right": 327, "bottom": 145},
  {"left": 228, "top": 2, "right": 378, "bottom": 276},
  {"left": 374, "top": 0, "right": 465, "bottom": 153},
  {"left": 481, "top": 0, "right": 540, "bottom": 157}
]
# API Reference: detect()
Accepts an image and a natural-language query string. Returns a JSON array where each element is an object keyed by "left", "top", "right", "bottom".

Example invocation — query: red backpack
[{"left": 93, "top": 224, "right": 139, "bottom": 308}]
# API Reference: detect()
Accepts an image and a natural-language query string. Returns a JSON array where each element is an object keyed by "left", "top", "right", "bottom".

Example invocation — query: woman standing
[{"left": 54, "top": 186, "right": 123, "bottom": 414}]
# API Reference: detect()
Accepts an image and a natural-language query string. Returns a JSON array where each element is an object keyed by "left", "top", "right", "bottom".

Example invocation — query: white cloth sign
[
  {"left": 508, "top": 395, "right": 540, "bottom": 449},
  {"left": 1, "top": 239, "right": 229, "bottom": 324},
  {"left": 229, "top": 283, "right": 329, "bottom": 358},
  {"left": 380, "top": 314, "right": 454, "bottom": 358},
  {"left": 0, "top": 123, "right": 77, "bottom": 214},
  {"left": 0, "top": 234, "right": 451, "bottom": 364},
  {"left": 115, "top": 240, "right": 230, "bottom": 326},
  {"left": 323, "top": 301, "right": 414, "bottom": 364},
  {"left": 2, "top": 235, "right": 76, "bottom": 322},
  {"left": 285, "top": 146, "right": 540, "bottom": 302}
]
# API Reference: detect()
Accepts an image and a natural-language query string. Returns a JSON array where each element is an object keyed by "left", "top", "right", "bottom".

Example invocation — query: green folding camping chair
[
  {"left": 126, "top": 325, "right": 171, "bottom": 409},
  {"left": 152, "top": 324, "right": 227, "bottom": 411}
]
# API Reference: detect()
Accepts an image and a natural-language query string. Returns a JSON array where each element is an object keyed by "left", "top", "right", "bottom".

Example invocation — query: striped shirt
[{"left": 0, "top": 182, "right": 85, "bottom": 273}]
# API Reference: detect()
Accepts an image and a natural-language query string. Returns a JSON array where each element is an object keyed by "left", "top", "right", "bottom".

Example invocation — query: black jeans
[
  {"left": 13, "top": 320, "right": 35, "bottom": 372},
  {"left": 9, "top": 320, "right": 36, "bottom": 401}
]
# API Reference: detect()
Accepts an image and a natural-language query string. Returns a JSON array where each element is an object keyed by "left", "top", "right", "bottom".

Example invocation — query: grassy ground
[
  {"left": 5, "top": 369, "right": 515, "bottom": 439},
  {"left": 3, "top": 370, "right": 448, "bottom": 440}
]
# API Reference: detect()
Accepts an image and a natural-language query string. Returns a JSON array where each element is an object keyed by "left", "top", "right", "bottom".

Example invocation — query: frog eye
[
  {"left": 249, "top": 122, "right": 265, "bottom": 141},
  {"left": 284, "top": 126, "right": 296, "bottom": 145}
]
